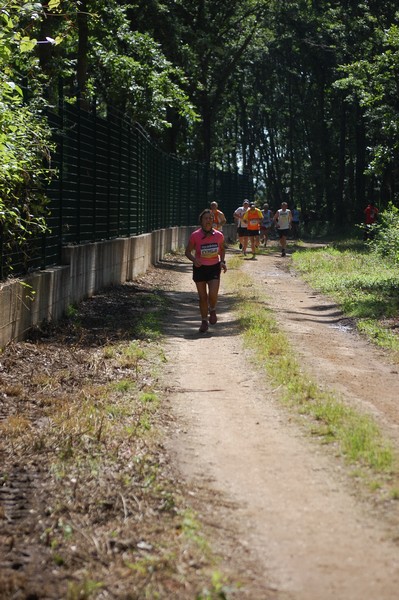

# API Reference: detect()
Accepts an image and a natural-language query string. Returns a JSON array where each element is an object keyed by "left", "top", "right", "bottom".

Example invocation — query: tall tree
[{"left": 130, "top": 0, "right": 269, "bottom": 163}]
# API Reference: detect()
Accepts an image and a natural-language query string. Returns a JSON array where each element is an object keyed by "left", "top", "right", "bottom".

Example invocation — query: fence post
[
  {"left": 76, "top": 91, "right": 81, "bottom": 243},
  {"left": 92, "top": 100, "right": 97, "bottom": 240},
  {"left": 107, "top": 108, "right": 112, "bottom": 239},
  {"left": 127, "top": 121, "right": 131, "bottom": 236},
  {"left": 58, "top": 78, "right": 64, "bottom": 260}
]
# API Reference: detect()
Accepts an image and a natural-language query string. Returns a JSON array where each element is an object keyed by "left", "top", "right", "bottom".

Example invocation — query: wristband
[{"left": 220, "top": 260, "right": 226, "bottom": 265}]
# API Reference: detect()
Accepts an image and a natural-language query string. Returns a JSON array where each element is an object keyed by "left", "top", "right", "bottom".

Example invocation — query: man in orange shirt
[
  {"left": 242, "top": 202, "right": 263, "bottom": 258},
  {"left": 210, "top": 201, "right": 226, "bottom": 231}
]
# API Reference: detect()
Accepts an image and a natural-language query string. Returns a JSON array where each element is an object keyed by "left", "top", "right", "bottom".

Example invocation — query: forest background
[{"left": 2, "top": 0, "right": 399, "bottom": 261}]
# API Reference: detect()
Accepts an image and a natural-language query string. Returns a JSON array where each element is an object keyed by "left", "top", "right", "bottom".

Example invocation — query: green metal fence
[{"left": 2, "top": 99, "right": 252, "bottom": 278}]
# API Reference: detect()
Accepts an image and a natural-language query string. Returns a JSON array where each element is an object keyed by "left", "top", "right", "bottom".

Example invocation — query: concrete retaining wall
[{"left": 0, "top": 224, "right": 237, "bottom": 348}]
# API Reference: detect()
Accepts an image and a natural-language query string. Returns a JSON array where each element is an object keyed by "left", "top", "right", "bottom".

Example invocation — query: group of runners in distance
[
  {"left": 186, "top": 198, "right": 380, "bottom": 333},
  {"left": 185, "top": 199, "right": 301, "bottom": 333},
  {"left": 233, "top": 199, "right": 301, "bottom": 259}
]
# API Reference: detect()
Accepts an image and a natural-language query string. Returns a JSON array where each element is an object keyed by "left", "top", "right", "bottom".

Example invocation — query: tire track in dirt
[
  {"left": 161, "top": 247, "right": 399, "bottom": 600},
  {"left": 246, "top": 248, "right": 399, "bottom": 439}
]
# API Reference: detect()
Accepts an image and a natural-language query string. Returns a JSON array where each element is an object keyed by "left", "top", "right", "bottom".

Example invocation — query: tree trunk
[
  {"left": 355, "top": 103, "right": 366, "bottom": 216},
  {"left": 336, "top": 96, "right": 346, "bottom": 224}
]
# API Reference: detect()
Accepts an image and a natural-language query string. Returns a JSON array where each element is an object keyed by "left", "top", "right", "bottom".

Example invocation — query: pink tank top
[{"left": 189, "top": 228, "right": 224, "bottom": 266}]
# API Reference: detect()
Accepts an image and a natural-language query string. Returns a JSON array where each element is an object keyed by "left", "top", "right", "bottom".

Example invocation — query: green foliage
[
  {"left": 36, "top": 0, "right": 198, "bottom": 132},
  {"left": 127, "top": 0, "right": 269, "bottom": 160},
  {"left": 0, "top": 0, "right": 199, "bottom": 277},
  {"left": 335, "top": 21, "right": 399, "bottom": 177},
  {"left": 91, "top": 27, "right": 197, "bottom": 129},
  {"left": 0, "top": 0, "right": 58, "bottom": 271},
  {"left": 367, "top": 202, "right": 399, "bottom": 264}
]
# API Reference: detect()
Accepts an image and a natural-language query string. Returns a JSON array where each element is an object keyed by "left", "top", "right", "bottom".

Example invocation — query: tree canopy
[{"left": 2, "top": 0, "right": 399, "bottom": 237}]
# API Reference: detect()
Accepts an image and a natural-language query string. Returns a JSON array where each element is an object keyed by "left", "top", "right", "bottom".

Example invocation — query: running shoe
[
  {"left": 209, "top": 310, "right": 217, "bottom": 325},
  {"left": 199, "top": 320, "right": 209, "bottom": 333}
]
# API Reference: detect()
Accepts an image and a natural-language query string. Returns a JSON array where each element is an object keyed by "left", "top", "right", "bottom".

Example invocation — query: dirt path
[{"left": 160, "top": 243, "right": 399, "bottom": 600}]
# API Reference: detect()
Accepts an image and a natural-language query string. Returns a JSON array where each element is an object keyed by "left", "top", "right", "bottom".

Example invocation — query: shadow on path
[{"left": 159, "top": 258, "right": 241, "bottom": 340}]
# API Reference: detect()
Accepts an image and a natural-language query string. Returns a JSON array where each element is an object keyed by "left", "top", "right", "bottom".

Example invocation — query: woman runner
[{"left": 185, "top": 209, "right": 227, "bottom": 332}]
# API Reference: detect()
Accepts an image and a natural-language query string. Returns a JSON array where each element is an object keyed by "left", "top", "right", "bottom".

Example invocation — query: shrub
[
  {"left": 367, "top": 202, "right": 399, "bottom": 264},
  {"left": 0, "top": 2, "right": 56, "bottom": 273}
]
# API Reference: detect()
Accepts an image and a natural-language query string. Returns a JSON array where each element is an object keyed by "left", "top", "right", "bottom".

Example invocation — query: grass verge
[
  {"left": 291, "top": 240, "right": 399, "bottom": 358},
  {"left": 224, "top": 255, "right": 398, "bottom": 497}
]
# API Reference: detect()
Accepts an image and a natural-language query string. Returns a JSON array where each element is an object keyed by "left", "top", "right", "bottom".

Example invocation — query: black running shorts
[{"left": 193, "top": 262, "right": 221, "bottom": 282}]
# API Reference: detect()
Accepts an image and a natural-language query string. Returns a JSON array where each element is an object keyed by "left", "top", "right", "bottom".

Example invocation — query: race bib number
[{"left": 201, "top": 242, "right": 219, "bottom": 259}]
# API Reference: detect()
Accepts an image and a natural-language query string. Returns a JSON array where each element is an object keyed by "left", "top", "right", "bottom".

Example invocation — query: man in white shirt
[
  {"left": 273, "top": 201, "right": 292, "bottom": 257},
  {"left": 233, "top": 199, "right": 249, "bottom": 254}
]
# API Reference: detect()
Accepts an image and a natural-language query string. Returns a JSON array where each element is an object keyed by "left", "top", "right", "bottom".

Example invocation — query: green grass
[
  {"left": 292, "top": 240, "right": 399, "bottom": 354},
  {"left": 224, "top": 256, "right": 397, "bottom": 490},
  {"left": 134, "top": 289, "right": 169, "bottom": 340}
]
